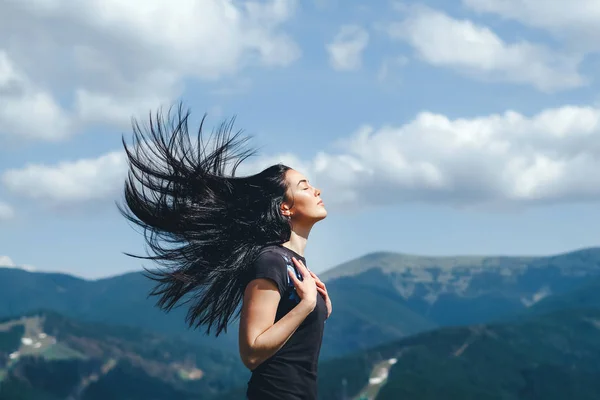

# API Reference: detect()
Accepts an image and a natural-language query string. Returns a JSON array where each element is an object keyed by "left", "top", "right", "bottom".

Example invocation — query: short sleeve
[{"left": 248, "top": 250, "right": 288, "bottom": 297}]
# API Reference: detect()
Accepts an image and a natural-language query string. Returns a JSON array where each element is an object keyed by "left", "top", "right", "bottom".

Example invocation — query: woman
[{"left": 118, "top": 104, "right": 332, "bottom": 400}]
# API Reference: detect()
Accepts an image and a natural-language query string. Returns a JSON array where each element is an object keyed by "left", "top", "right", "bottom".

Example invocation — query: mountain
[
  {"left": 318, "top": 247, "right": 600, "bottom": 358},
  {"left": 316, "top": 307, "right": 600, "bottom": 400},
  {"left": 0, "top": 266, "right": 435, "bottom": 361},
  {"left": 322, "top": 247, "right": 600, "bottom": 327},
  {"left": 4, "top": 247, "right": 600, "bottom": 398},
  {"left": 0, "top": 268, "right": 238, "bottom": 353},
  {"left": 527, "top": 276, "right": 600, "bottom": 316},
  {"left": 2, "top": 246, "right": 600, "bottom": 360},
  {"left": 0, "top": 310, "right": 248, "bottom": 400},
  {"left": 319, "top": 268, "right": 437, "bottom": 359}
]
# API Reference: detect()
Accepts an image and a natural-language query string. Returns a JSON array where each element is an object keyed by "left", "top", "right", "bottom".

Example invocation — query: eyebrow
[{"left": 297, "top": 179, "right": 309, "bottom": 186}]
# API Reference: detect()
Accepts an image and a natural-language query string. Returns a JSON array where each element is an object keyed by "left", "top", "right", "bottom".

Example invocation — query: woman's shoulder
[
  {"left": 248, "top": 246, "right": 293, "bottom": 294},
  {"left": 255, "top": 245, "right": 291, "bottom": 265}
]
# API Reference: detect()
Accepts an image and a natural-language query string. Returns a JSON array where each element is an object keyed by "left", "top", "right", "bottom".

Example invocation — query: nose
[{"left": 315, "top": 187, "right": 321, "bottom": 197}]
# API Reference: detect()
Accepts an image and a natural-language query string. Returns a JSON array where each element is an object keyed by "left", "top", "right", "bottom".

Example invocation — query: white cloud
[
  {"left": 463, "top": 0, "right": 600, "bottom": 50},
  {"left": 326, "top": 25, "right": 370, "bottom": 71},
  {"left": 1, "top": 146, "right": 310, "bottom": 208},
  {"left": 5, "top": 104, "right": 600, "bottom": 211},
  {"left": 2, "top": 151, "right": 127, "bottom": 205},
  {"left": 387, "top": 6, "right": 585, "bottom": 92},
  {"left": 0, "top": 255, "right": 35, "bottom": 271},
  {"left": 0, "top": 0, "right": 300, "bottom": 140},
  {"left": 0, "top": 201, "right": 15, "bottom": 220},
  {"left": 0, "top": 52, "right": 73, "bottom": 141},
  {"left": 313, "top": 104, "right": 600, "bottom": 208}
]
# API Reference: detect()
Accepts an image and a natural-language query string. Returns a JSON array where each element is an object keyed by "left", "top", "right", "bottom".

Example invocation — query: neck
[{"left": 281, "top": 224, "right": 312, "bottom": 257}]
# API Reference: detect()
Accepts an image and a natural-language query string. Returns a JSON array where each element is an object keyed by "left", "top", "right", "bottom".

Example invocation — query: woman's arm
[{"left": 238, "top": 257, "right": 316, "bottom": 370}]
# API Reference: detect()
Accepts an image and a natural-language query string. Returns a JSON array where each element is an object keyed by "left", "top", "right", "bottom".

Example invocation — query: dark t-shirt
[{"left": 245, "top": 245, "right": 327, "bottom": 400}]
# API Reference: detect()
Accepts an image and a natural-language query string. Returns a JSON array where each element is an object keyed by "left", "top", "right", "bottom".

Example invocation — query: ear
[{"left": 280, "top": 202, "right": 291, "bottom": 217}]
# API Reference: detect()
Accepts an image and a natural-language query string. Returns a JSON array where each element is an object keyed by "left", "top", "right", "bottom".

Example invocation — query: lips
[{"left": 317, "top": 200, "right": 324, "bottom": 206}]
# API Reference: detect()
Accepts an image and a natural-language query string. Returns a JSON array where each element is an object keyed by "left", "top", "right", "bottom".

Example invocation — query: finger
[
  {"left": 312, "top": 275, "right": 324, "bottom": 287},
  {"left": 310, "top": 271, "right": 325, "bottom": 286},
  {"left": 288, "top": 268, "right": 301, "bottom": 285},
  {"left": 292, "top": 257, "right": 309, "bottom": 278},
  {"left": 292, "top": 257, "right": 306, "bottom": 270},
  {"left": 310, "top": 273, "right": 325, "bottom": 288},
  {"left": 309, "top": 270, "right": 319, "bottom": 281},
  {"left": 317, "top": 287, "right": 328, "bottom": 297}
]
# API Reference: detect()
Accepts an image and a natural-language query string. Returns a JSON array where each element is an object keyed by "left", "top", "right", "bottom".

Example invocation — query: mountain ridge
[
  {"left": 3, "top": 245, "right": 600, "bottom": 360},
  {"left": 320, "top": 246, "right": 600, "bottom": 280},
  {"left": 3, "top": 246, "right": 600, "bottom": 282}
]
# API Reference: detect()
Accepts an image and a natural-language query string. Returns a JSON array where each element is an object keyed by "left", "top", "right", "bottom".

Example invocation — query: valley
[{"left": 0, "top": 311, "right": 248, "bottom": 399}]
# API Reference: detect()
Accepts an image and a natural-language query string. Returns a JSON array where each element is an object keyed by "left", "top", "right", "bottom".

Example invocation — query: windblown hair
[{"left": 117, "top": 103, "right": 293, "bottom": 336}]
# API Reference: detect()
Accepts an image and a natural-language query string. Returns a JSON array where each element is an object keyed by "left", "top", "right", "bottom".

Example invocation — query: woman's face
[{"left": 282, "top": 169, "right": 327, "bottom": 223}]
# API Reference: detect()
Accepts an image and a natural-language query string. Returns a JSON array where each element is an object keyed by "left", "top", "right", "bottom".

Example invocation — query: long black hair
[{"left": 117, "top": 103, "right": 293, "bottom": 336}]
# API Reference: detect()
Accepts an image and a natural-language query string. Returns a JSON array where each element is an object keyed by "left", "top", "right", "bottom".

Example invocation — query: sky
[{"left": 2, "top": 0, "right": 600, "bottom": 279}]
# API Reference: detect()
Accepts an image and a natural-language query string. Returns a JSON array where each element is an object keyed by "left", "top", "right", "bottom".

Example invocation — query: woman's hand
[
  {"left": 289, "top": 257, "right": 318, "bottom": 310},
  {"left": 310, "top": 270, "right": 332, "bottom": 319}
]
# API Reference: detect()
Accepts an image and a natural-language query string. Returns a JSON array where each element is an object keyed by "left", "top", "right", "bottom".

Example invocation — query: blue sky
[{"left": 1, "top": 0, "right": 600, "bottom": 279}]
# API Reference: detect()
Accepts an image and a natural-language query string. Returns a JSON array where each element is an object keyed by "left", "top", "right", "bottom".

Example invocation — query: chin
[{"left": 315, "top": 209, "right": 328, "bottom": 221}]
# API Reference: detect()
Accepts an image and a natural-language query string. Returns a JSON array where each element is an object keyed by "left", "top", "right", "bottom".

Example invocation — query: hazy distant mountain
[
  {"left": 0, "top": 268, "right": 237, "bottom": 353},
  {"left": 0, "top": 310, "right": 248, "bottom": 400},
  {"left": 316, "top": 307, "right": 600, "bottom": 400},
  {"left": 2, "top": 247, "right": 600, "bottom": 360},
  {"left": 317, "top": 247, "right": 600, "bottom": 358},
  {"left": 322, "top": 247, "right": 600, "bottom": 325}
]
